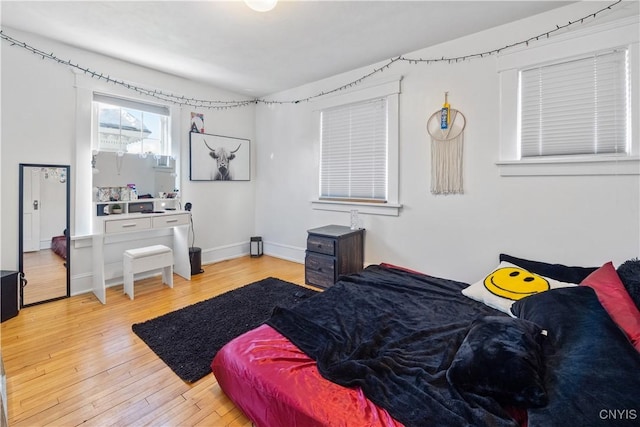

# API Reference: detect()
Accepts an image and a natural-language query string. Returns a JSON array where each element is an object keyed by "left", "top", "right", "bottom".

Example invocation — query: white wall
[
  {"left": 1, "top": 28, "right": 256, "bottom": 295},
  {"left": 255, "top": 1, "right": 640, "bottom": 283},
  {"left": 1, "top": 29, "right": 75, "bottom": 275}
]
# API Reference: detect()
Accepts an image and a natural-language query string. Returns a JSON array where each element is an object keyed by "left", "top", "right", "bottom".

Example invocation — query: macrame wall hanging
[{"left": 426, "top": 92, "right": 466, "bottom": 195}]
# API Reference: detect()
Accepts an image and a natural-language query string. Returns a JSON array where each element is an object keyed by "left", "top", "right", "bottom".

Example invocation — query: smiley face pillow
[{"left": 462, "top": 261, "right": 577, "bottom": 315}]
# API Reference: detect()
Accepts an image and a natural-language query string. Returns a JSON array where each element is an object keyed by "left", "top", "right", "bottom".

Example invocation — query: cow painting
[
  {"left": 203, "top": 139, "right": 241, "bottom": 181},
  {"left": 189, "top": 132, "right": 250, "bottom": 181}
]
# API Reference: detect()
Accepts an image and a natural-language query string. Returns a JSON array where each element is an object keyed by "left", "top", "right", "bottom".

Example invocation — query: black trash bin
[
  {"left": 1, "top": 270, "right": 20, "bottom": 322},
  {"left": 189, "top": 247, "right": 204, "bottom": 275}
]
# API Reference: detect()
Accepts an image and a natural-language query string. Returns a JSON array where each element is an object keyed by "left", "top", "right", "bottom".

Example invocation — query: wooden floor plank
[
  {"left": 2, "top": 255, "right": 304, "bottom": 426},
  {"left": 22, "top": 248, "right": 67, "bottom": 305},
  {"left": 193, "top": 410, "right": 227, "bottom": 427}
]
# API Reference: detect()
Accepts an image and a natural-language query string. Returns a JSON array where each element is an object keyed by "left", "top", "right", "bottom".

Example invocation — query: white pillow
[{"left": 462, "top": 261, "right": 577, "bottom": 315}]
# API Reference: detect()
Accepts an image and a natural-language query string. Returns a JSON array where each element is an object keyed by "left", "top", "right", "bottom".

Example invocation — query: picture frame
[{"left": 189, "top": 131, "right": 251, "bottom": 181}]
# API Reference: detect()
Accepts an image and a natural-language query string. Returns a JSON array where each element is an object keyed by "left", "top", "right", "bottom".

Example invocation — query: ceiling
[{"left": 1, "top": 1, "right": 575, "bottom": 97}]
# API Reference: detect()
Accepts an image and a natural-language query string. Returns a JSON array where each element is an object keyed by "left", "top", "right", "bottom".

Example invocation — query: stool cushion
[{"left": 125, "top": 245, "right": 172, "bottom": 258}]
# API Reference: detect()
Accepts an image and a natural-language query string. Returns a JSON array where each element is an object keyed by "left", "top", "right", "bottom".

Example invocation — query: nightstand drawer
[
  {"left": 305, "top": 252, "right": 335, "bottom": 288},
  {"left": 307, "top": 235, "right": 335, "bottom": 256}
]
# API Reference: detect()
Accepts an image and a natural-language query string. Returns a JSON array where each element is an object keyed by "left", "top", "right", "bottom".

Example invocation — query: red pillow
[
  {"left": 380, "top": 263, "right": 426, "bottom": 276},
  {"left": 581, "top": 262, "right": 640, "bottom": 352}
]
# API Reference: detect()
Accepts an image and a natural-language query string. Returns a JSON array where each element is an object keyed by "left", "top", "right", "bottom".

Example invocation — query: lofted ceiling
[{"left": 1, "top": 1, "right": 575, "bottom": 97}]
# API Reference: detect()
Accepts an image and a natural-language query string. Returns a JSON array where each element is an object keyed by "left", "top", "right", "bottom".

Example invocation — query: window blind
[
  {"left": 320, "top": 98, "right": 388, "bottom": 201},
  {"left": 520, "top": 49, "right": 628, "bottom": 157}
]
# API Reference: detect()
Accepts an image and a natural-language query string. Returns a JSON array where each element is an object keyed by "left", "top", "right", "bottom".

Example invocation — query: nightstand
[{"left": 305, "top": 225, "right": 365, "bottom": 288}]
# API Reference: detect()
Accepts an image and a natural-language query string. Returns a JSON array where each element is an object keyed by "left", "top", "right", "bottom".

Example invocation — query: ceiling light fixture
[{"left": 244, "top": 0, "right": 277, "bottom": 12}]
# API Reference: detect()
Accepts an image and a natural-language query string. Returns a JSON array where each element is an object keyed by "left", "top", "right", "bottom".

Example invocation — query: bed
[
  {"left": 212, "top": 256, "right": 640, "bottom": 427},
  {"left": 50, "top": 230, "right": 67, "bottom": 260}
]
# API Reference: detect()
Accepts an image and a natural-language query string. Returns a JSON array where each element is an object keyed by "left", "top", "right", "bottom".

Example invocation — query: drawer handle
[
  {"left": 122, "top": 223, "right": 138, "bottom": 228},
  {"left": 165, "top": 219, "right": 178, "bottom": 223}
]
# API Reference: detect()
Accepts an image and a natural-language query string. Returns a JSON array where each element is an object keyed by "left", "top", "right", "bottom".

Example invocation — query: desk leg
[
  {"left": 173, "top": 225, "right": 191, "bottom": 280},
  {"left": 92, "top": 234, "right": 107, "bottom": 304}
]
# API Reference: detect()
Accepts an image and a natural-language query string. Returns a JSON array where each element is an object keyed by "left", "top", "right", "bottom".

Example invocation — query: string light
[
  {"left": 0, "top": 0, "right": 622, "bottom": 109},
  {"left": 396, "top": 0, "right": 622, "bottom": 66}
]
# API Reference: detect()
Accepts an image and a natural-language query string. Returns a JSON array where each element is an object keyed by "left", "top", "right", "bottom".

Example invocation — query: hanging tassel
[
  {"left": 427, "top": 107, "right": 466, "bottom": 195},
  {"left": 430, "top": 132, "right": 464, "bottom": 194}
]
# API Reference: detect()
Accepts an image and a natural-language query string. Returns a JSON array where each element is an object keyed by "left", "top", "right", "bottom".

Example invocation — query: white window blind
[
  {"left": 320, "top": 98, "right": 388, "bottom": 202},
  {"left": 520, "top": 49, "right": 628, "bottom": 157}
]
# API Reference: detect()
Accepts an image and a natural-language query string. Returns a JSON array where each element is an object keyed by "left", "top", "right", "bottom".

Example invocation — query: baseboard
[
  {"left": 264, "top": 241, "right": 305, "bottom": 264},
  {"left": 70, "top": 238, "right": 306, "bottom": 297},
  {"left": 70, "top": 272, "right": 93, "bottom": 296},
  {"left": 199, "top": 242, "right": 247, "bottom": 265}
]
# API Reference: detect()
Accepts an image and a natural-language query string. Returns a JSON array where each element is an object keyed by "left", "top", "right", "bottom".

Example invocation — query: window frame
[
  {"left": 311, "top": 77, "right": 402, "bottom": 216},
  {"left": 497, "top": 15, "right": 639, "bottom": 176}
]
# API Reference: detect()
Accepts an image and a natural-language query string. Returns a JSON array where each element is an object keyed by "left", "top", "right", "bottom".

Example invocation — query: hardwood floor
[
  {"left": 22, "top": 249, "right": 67, "bottom": 305},
  {"left": 1, "top": 255, "right": 306, "bottom": 426}
]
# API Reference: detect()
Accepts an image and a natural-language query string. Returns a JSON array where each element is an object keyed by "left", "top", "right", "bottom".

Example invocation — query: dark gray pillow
[
  {"left": 617, "top": 258, "right": 640, "bottom": 311},
  {"left": 500, "top": 253, "right": 597, "bottom": 284},
  {"left": 446, "top": 316, "right": 548, "bottom": 408}
]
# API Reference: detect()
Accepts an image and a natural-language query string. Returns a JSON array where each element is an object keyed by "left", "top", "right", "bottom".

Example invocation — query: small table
[{"left": 305, "top": 225, "right": 365, "bottom": 288}]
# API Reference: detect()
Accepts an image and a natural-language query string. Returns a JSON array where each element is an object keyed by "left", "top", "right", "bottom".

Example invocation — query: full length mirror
[{"left": 19, "top": 163, "right": 70, "bottom": 306}]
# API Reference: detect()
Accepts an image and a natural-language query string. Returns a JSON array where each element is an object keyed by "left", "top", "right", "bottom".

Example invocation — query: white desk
[{"left": 92, "top": 211, "right": 191, "bottom": 304}]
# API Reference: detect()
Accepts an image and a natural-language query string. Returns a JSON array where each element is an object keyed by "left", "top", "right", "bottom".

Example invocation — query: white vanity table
[{"left": 92, "top": 210, "right": 191, "bottom": 304}]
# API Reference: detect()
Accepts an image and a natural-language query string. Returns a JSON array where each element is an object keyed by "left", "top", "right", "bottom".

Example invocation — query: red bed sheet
[
  {"left": 212, "top": 323, "right": 404, "bottom": 427},
  {"left": 51, "top": 235, "right": 67, "bottom": 260}
]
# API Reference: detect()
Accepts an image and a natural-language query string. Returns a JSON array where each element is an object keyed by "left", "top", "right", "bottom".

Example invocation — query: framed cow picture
[{"left": 189, "top": 131, "right": 250, "bottom": 181}]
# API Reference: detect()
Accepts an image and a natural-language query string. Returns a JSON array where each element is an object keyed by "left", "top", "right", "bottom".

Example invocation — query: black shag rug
[{"left": 132, "top": 277, "right": 317, "bottom": 383}]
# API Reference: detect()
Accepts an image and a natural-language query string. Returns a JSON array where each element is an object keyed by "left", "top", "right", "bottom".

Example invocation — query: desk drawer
[
  {"left": 104, "top": 217, "right": 152, "bottom": 234},
  {"left": 152, "top": 214, "right": 190, "bottom": 228},
  {"left": 307, "top": 235, "right": 335, "bottom": 256},
  {"left": 305, "top": 252, "right": 335, "bottom": 288}
]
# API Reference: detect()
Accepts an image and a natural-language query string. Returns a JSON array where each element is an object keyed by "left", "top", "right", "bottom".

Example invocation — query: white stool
[{"left": 123, "top": 245, "right": 173, "bottom": 300}]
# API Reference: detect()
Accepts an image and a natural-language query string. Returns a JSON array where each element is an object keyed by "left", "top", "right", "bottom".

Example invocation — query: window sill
[
  {"left": 496, "top": 156, "right": 640, "bottom": 176},
  {"left": 311, "top": 200, "right": 402, "bottom": 216}
]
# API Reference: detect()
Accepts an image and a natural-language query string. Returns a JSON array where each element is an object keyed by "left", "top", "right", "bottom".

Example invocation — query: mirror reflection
[
  {"left": 92, "top": 152, "right": 177, "bottom": 200},
  {"left": 19, "top": 164, "right": 70, "bottom": 306}
]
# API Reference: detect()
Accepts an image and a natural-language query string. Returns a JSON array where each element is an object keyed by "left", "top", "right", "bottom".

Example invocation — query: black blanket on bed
[
  {"left": 512, "top": 286, "right": 640, "bottom": 427},
  {"left": 267, "top": 265, "right": 519, "bottom": 427}
]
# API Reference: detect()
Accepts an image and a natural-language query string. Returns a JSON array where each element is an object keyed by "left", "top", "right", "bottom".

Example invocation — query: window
[
  {"left": 311, "top": 77, "right": 401, "bottom": 215},
  {"left": 92, "top": 93, "right": 170, "bottom": 156},
  {"left": 497, "top": 16, "right": 638, "bottom": 176},
  {"left": 320, "top": 98, "right": 388, "bottom": 202},
  {"left": 519, "top": 49, "right": 629, "bottom": 158}
]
